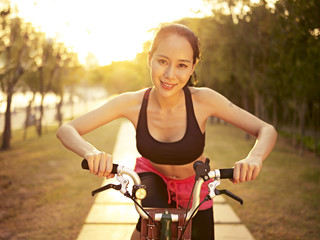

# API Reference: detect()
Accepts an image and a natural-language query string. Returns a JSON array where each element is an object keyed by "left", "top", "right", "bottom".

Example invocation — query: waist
[{"left": 135, "top": 155, "right": 205, "bottom": 180}]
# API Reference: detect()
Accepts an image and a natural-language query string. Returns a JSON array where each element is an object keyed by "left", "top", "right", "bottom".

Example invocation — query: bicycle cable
[
  {"left": 129, "top": 195, "right": 167, "bottom": 240},
  {"left": 181, "top": 180, "right": 196, "bottom": 229},
  {"left": 178, "top": 196, "right": 209, "bottom": 240}
]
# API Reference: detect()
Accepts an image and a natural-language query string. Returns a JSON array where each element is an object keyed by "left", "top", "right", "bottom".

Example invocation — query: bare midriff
[{"left": 148, "top": 153, "right": 206, "bottom": 180}]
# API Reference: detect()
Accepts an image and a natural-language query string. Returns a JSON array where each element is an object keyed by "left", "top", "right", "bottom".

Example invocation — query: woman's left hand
[{"left": 231, "top": 157, "right": 262, "bottom": 184}]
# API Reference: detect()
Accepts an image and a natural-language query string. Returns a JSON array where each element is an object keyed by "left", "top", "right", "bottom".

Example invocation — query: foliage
[
  {"left": 184, "top": 0, "right": 320, "bottom": 155},
  {"left": 86, "top": 50, "right": 150, "bottom": 94},
  {"left": 0, "top": 2, "right": 81, "bottom": 149},
  {"left": 1, "top": 0, "right": 319, "bottom": 154}
]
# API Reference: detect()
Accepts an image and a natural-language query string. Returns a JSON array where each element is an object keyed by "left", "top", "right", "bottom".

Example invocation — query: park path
[{"left": 76, "top": 120, "right": 255, "bottom": 240}]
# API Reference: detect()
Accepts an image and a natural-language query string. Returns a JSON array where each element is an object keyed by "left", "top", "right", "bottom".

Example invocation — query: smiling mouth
[{"left": 160, "top": 80, "right": 176, "bottom": 90}]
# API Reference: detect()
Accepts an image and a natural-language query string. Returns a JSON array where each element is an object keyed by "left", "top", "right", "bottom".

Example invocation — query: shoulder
[
  {"left": 188, "top": 86, "right": 224, "bottom": 104},
  {"left": 106, "top": 88, "right": 149, "bottom": 118},
  {"left": 108, "top": 88, "right": 148, "bottom": 106},
  {"left": 188, "top": 86, "right": 231, "bottom": 115}
]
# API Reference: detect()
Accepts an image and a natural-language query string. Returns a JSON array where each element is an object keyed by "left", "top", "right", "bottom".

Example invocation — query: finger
[
  {"left": 106, "top": 173, "right": 115, "bottom": 179},
  {"left": 245, "top": 165, "right": 254, "bottom": 181},
  {"left": 93, "top": 153, "right": 100, "bottom": 175},
  {"left": 104, "top": 154, "right": 113, "bottom": 177},
  {"left": 251, "top": 166, "right": 261, "bottom": 180},
  {"left": 233, "top": 163, "right": 241, "bottom": 184},
  {"left": 229, "top": 178, "right": 236, "bottom": 184},
  {"left": 84, "top": 153, "right": 94, "bottom": 174},
  {"left": 98, "top": 152, "right": 107, "bottom": 177},
  {"left": 239, "top": 163, "right": 248, "bottom": 182}
]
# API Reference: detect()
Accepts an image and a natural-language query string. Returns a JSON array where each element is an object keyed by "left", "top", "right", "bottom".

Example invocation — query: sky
[{"left": 10, "top": 0, "right": 213, "bottom": 66}]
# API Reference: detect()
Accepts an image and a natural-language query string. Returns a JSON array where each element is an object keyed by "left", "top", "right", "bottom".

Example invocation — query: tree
[{"left": 0, "top": 4, "right": 32, "bottom": 150}]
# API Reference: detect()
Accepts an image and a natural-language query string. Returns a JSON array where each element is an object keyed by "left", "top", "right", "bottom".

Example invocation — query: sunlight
[
  {"left": 10, "top": 0, "right": 212, "bottom": 66},
  {"left": 250, "top": 0, "right": 260, "bottom": 4}
]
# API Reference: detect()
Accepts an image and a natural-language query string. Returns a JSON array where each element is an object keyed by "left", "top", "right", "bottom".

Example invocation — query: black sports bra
[{"left": 136, "top": 86, "right": 205, "bottom": 165}]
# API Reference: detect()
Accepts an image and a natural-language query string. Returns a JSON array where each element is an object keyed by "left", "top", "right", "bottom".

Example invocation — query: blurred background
[
  {"left": 1, "top": 0, "right": 319, "bottom": 155},
  {"left": 0, "top": 0, "right": 319, "bottom": 239},
  {"left": 0, "top": 0, "right": 320, "bottom": 240}
]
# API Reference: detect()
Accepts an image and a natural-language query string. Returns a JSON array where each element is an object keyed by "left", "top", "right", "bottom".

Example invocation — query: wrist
[{"left": 84, "top": 148, "right": 101, "bottom": 158}]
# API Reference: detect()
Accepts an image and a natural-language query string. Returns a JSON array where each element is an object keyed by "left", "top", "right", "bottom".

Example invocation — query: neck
[{"left": 151, "top": 87, "right": 185, "bottom": 111}]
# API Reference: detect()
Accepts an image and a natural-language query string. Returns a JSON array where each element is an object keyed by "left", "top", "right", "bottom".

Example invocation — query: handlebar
[{"left": 81, "top": 159, "right": 242, "bottom": 221}]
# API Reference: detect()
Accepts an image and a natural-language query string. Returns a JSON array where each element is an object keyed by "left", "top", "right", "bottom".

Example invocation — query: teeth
[{"left": 161, "top": 81, "right": 174, "bottom": 87}]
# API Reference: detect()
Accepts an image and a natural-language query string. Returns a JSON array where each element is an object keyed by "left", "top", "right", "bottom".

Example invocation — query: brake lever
[
  {"left": 91, "top": 183, "right": 121, "bottom": 196},
  {"left": 215, "top": 189, "right": 244, "bottom": 205},
  {"left": 91, "top": 173, "right": 130, "bottom": 196}
]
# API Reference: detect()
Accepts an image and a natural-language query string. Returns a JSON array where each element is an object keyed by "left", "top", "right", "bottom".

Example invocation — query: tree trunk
[
  {"left": 313, "top": 103, "right": 320, "bottom": 156},
  {"left": 37, "top": 66, "right": 44, "bottom": 137},
  {"left": 36, "top": 95, "right": 45, "bottom": 137},
  {"left": 1, "top": 86, "right": 13, "bottom": 150},
  {"left": 23, "top": 93, "right": 36, "bottom": 140},
  {"left": 253, "top": 89, "right": 260, "bottom": 119},
  {"left": 297, "top": 99, "right": 307, "bottom": 156},
  {"left": 291, "top": 110, "right": 298, "bottom": 147},
  {"left": 259, "top": 94, "right": 265, "bottom": 121},
  {"left": 272, "top": 101, "right": 278, "bottom": 129},
  {"left": 56, "top": 94, "right": 64, "bottom": 126}
]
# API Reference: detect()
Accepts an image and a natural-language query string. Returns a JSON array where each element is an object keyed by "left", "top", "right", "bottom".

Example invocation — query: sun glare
[{"left": 10, "top": 0, "right": 212, "bottom": 66}]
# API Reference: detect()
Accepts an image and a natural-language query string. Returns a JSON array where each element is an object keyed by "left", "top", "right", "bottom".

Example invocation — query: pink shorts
[{"left": 134, "top": 157, "right": 213, "bottom": 210}]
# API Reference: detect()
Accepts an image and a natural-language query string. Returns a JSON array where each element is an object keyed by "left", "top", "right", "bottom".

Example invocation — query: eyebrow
[{"left": 157, "top": 54, "right": 192, "bottom": 63}]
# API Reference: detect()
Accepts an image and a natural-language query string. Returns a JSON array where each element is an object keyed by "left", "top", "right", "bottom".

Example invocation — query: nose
[{"left": 164, "top": 64, "right": 175, "bottom": 79}]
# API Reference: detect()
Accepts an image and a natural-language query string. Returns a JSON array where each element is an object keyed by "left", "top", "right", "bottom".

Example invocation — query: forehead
[{"left": 153, "top": 34, "right": 194, "bottom": 61}]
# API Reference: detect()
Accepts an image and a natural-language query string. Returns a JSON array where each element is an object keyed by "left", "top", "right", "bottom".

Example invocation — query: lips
[{"left": 160, "top": 80, "right": 176, "bottom": 90}]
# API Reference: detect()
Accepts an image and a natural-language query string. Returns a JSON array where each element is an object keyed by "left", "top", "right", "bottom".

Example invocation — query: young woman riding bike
[{"left": 56, "top": 23, "right": 277, "bottom": 240}]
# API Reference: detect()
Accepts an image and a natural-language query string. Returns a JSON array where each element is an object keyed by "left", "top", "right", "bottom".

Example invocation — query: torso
[{"left": 124, "top": 87, "right": 209, "bottom": 179}]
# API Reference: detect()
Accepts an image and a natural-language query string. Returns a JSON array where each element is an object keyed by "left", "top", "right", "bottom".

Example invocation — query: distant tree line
[
  {"left": 88, "top": 0, "right": 320, "bottom": 155},
  {"left": 1, "top": 0, "right": 319, "bottom": 156},
  {"left": 0, "top": 2, "right": 83, "bottom": 150},
  {"left": 186, "top": 0, "right": 319, "bottom": 155}
]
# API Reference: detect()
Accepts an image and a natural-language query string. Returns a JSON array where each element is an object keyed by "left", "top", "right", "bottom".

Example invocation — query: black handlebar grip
[
  {"left": 81, "top": 159, "right": 118, "bottom": 174},
  {"left": 219, "top": 168, "right": 234, "bottom": 179}
]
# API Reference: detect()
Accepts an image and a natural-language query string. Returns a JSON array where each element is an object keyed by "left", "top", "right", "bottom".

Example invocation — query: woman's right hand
[{"left": 84, "top": 150, "right": 114, "bottom": 178}]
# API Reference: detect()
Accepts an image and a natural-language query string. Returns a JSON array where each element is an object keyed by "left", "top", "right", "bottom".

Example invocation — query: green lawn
[
  {"left": 205, "top": 123, "right": 320, "bottom": 240},
  {"left": 0, "top": 120, "right": 121, "bottom": 240},
  {"left": 0, "top": 120, "right": 319, "bottom": 240}
]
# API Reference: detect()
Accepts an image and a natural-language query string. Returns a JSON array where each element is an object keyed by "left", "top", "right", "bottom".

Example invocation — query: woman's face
[{"left": 148, "top": 34, "right": 196, "bottom": 97}]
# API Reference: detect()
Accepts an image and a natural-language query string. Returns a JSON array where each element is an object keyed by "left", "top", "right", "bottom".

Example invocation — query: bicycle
[{"left": 81, "top": 158, "right": 243, "bottom": 240}]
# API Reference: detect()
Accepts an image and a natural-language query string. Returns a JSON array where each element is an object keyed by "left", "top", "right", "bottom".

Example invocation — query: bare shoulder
[
  {"left": 189, "top": 87, "right": 223, "bottom": 104},
  {"left": 107, "top": 88, "right": 147, "bottom": 107},
  {"left": 106, "top": 88, "right": 149, "bottom": 121},
  {"left": 189, "top": 86, "right": 232, "bottom": 117}
]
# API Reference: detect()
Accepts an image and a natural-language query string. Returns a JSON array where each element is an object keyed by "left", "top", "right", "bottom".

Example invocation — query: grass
[
  {"left": 0, "top": 119, "right": 122, "bottom": 240},
  {"left": 0, "top": 120, "right": 319, "bottom": 240},
  {"left": 205, "top": 123, "right": 320, "bottom": 240}
]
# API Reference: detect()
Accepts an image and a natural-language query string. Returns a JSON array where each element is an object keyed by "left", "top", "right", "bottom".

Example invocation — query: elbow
[
  {"left": 270, "top": 124, "right": 278, "bottom": 139},
  {"left": 56, "top": 125, "right": 63, "bottom": 140},
  {"left": 56, "top": 124, "right": 68, "bottom": 141},
  {"left": 264, "top": 124, "right": 278, "bottom": 143}
]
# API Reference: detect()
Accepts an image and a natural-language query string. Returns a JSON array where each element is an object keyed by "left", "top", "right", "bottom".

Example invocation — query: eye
[
  {"left": 178, "top": 63, "right": 188, "bottom": 69},
  {"left": 158, "top": 59, "right": 167, "bottom": 65}
]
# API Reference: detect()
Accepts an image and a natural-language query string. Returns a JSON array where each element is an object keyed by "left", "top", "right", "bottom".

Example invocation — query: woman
[{"left": 56, "top": 23, "right": 277, "bottom": 240}]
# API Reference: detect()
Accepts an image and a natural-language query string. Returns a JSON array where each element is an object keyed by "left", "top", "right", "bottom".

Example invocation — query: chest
[{"left": 147, "top": 106, "right": 187, "bottom": 142}]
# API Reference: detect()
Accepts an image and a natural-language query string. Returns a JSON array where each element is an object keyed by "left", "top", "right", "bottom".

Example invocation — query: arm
[
  {"left": 200, "top": 88, "right": 277, "bottom": 183},
  {"left": 56, "top": 92, "right": 138, "bottom": 178}
]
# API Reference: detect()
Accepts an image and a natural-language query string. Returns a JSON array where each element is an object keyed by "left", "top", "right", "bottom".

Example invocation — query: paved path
[{"left": 76, "top": 121, "right": 255, "bottom": 240}]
